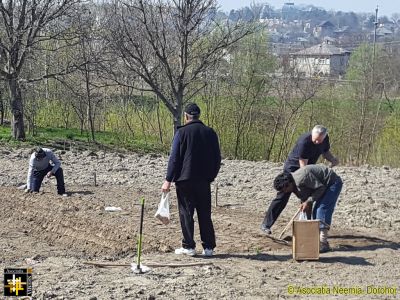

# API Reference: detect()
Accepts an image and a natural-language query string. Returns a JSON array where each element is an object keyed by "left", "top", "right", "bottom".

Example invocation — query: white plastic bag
[
  {"left": 155, "top": 192, "right": 170, "bottom": 225},
  {"left": 298, "top": 211, "right": 308, "bottom": 220},
  {"left": 105, "top": 206, "right": 122, "bottom": 212}
]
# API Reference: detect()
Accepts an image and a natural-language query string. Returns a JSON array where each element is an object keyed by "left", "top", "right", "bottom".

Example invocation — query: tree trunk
[
  {"left": 156, "top": 100, "right": 163, "bottom": 144},
  {"left": 8, "top": 78, "right": 25, "bottom": 140},
  {"left": 0, "top": 90, "right": 4, "bottom": 126},
  {"left": 266, "top": 116, "right": 280, "bottom": 161},
  {"left": 233, "top": 112, "right": 243, "bottom": 159},
  {"left": 85, "top": 67, "right": 95, "bottom": 142},
  {"left": 0, "top": 106, "right": 4, "bottom": 126},
  {"left": 173, "top": 112, "right": 181, "bottom": 134},
  {"left": 172, "top": 94, "right": 183, "bottom": 134},
  {"left": 80, "top": 118, "right": 84, "bottom": 135},
  {"left": 87, "top": 103, "right": 95, "bottom": 142},
  {"left": 365, "top": 95, "right": 383, "bottom": 163},
  {"left": 356, "top": 91, "right": 367, "bottom": 165}
]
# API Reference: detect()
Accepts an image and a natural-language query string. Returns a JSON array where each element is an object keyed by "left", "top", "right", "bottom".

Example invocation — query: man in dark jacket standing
[
  {"left": 261, "top": 125, "right": 339, "bottom": 234},
  {"left": 162, "top": 103, "right": 221, "bottom": 257}
]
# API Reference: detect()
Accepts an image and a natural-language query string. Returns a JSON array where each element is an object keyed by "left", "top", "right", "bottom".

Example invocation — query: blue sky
[{"left": 217, "top": 0, "right": 399, "bottom": 18}]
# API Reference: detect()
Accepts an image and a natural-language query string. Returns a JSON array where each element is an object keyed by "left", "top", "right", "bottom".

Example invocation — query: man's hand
[
  {"left": 323, "top": 151, "right": 339, "bottom": 167},
  {"left": 46, "top": 171, "right": 53, "bottom": 178},
  {"left": 300, "top": 201, "right": 311, "bottom": 212},
  {"left": 330, "top": 157, "right": 339, "bottom": 168},
  {"left": 299, "top": 158, "right": 308, "bottom": 168},
  {"left": 162, "top": 180, "right": 171, "bottom": 193}
]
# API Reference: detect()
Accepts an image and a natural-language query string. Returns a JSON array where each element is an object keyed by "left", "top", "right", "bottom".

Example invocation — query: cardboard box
[{"left": 292, "top": 220, "right": 320, "bottom": 260}]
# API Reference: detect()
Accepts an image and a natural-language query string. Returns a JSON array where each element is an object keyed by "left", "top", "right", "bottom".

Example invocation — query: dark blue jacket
[
  {"left": 284, "top": 132, "right": 330, "bottom": 173},
  {"left": 166, "top": 120, "right": 221, "bottom": 183}
]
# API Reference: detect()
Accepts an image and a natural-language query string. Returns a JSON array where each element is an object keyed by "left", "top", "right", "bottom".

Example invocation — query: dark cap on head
[
  {"left": 35, "top": 147, "right": 46, "bottom": 159},
  {"left": 184, "top": 103, "right": 201, "bottom": 116}
]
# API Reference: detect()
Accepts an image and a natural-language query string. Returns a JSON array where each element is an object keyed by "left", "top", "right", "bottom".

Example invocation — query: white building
[{"left": 290, "top": 41, "right": 351, "bottom": 77}]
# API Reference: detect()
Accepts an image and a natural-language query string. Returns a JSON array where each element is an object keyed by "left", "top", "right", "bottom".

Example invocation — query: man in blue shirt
[
  {"left": 261, "top": 125, "right": 339, "bottom": 234},
  {"left": 162, "top": 103, "right": 221, "bottom": 257}
]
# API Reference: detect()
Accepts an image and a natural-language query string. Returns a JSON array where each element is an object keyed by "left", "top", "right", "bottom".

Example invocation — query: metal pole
[
  {"left": 373, "top": 6, "right": 378, "bottom": 59},
  {"left": 135, "top": 197, "right": 145, "bottom": 274}
]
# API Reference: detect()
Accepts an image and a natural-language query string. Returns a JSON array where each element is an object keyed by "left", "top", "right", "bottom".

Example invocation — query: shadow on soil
[
  {"left": 319, "top": 256, "right": 374, "bottom": 266},
  {"left": 210, "top": 253, "right": 292, "bottom": 262},
  {"left": 206, "top": 253, "right": 373, "bottom": 266},
  {"left": 331, "top": 234, "right": 400, "bottom": 252}
]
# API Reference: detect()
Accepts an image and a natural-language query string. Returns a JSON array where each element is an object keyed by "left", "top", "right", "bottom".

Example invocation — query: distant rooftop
[
  {"left": 317, "top": 21, "right": 335, "bottom": 28},
  {"left": 334, "top": 26, "right": 350, "bottom": 33},
  {"left": 292, "top": 42, "right": 350, "bottom": 56},
  {"left": 376, "top": 27, "right": 393, "bottom": 36}
]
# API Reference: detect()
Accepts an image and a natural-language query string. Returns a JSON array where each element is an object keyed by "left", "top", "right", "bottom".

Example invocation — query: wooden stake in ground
[
  {"left": 278, "top": 208, "right": 301, "bottom": 240},
  {"left": 214, "top": 182, "right": 218, "bottom": 207}
]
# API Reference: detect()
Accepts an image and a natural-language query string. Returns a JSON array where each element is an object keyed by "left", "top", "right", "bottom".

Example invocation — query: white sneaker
[
  {"left": 175, "top": 247, "right": 196, "bottom": 256},
  {"left": 59, "top": 193, "right": 68, "bottom": 197},
  {"left": 202, "top": 248, "right": 214, "bottom": 257}
]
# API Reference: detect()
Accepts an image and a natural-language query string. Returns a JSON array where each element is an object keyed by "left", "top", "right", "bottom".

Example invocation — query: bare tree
[
  {"left": 0, "top": 0, "right": 80, "bottom": 139},
  {"left": 346, "top": 43, "right": 377, "bottom": 164},
  {"left": 223, "top": 30, "right": 273, "bottom": 159},
  {"left": 75, "top": 8, "right": 105, "bottom": 142},
  {"left": 267, "top": 58, "right": 321, "bottom": 161},
  {"left": 104, "top": 0, "right": 255, "bottom": 130}
]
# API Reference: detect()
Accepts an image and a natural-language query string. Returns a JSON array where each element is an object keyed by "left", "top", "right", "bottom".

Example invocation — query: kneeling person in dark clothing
[
  {"left": 162, "top": 103, "right": 221, "bottom": 257},
  {"left": 26, "top": 147, "right": 67, "bottom": 196},
  {"left": 273, "top": 164, "right": 343, "bottom": 253}
]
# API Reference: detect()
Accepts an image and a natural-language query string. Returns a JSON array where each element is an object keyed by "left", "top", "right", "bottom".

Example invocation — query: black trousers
[
  {"left": 32, "top": 165, "right": 65, "bottom": 195},
  {"left": 262, "top": 166, "right": 298, "bottom": 229},
  {"left": 175, "top": 180, "right": 216, "bottom": 250},
  {"left": 262, "top": 191, "right": 292, "bottom": 229}
]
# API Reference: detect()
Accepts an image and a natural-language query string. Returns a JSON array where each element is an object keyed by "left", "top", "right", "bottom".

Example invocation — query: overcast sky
[{"left": 217, "top": 0, "right": 398, "bottom": 18}]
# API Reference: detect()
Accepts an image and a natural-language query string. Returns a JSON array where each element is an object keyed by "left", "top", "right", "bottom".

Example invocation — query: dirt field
[{"left": 1, "top": 147, "right": 399, "bottom": 299}]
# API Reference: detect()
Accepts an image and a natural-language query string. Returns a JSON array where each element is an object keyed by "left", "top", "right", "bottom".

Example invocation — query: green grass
[{"left": 0, "top": 125, "right": 168, "bottom": 154}]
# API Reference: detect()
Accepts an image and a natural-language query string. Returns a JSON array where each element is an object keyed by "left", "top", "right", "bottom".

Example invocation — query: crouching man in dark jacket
[
  {"left": 273, "top": 164, "right": 342, "bottom": 252},
  {"left": 162, "top": 103, "right": 221, "bottom": 257}
]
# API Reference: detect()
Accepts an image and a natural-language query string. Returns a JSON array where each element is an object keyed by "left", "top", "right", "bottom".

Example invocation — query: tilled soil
[{"left": 0, "top": 147, "right": 399, "bottom": 299}]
